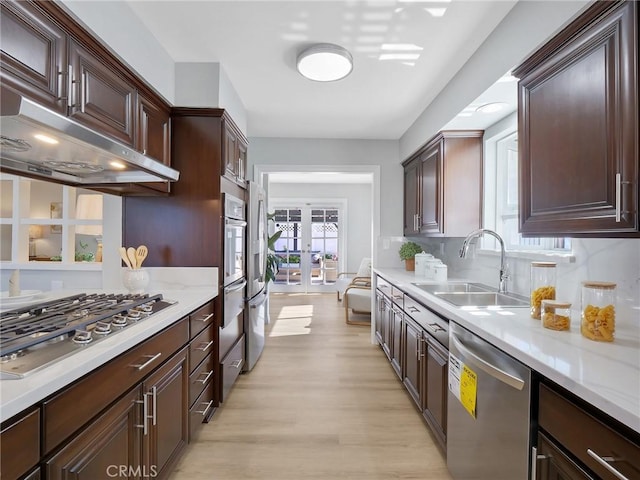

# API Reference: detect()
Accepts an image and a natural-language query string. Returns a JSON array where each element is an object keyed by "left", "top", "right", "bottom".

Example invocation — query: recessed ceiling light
[
  {"left": 297, "top": 43, "right": 353, "bottom": 82},
  {"left": 34, "top": 133, "right": 58, "bottom": 145},
  {"left": 476, "top": 102, "right": 508, "bottom": 114}
]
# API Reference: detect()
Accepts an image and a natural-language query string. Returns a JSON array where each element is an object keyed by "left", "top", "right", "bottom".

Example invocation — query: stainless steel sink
[
  {"left": 412, "top": 282, "right": 493, "bottom": 294},
  {"left": 433, "top": 291, "right": 529, "bottom": 308}
]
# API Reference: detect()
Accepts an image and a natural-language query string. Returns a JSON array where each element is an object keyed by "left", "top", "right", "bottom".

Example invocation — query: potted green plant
[
  {"left": 399, "top": 241, "right": 423, "bottom": 271},
  {"left": 265, "top": 213, "right": 282, "bottom": 284}
]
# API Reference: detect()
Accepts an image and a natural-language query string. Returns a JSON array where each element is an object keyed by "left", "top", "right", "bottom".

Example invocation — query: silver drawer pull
[
  {"left": 197, "top": 313, "right": 214, "bottom": 323},
  {"left": 130, "top": 352, "right": 162, "bottom": 371},
  {"left": 196, "top": 370, "right": 214, "bottom": 384},
  {"left": 197, "top": 340, "right": 214, "bottom": 352},
  {"left": 587, "top": 449, "right": 630, "bottom": 480},
  {"left": 230, "top": 359, "right": 242, "bottom": 369},
  {"left": 195, "top": 400, "right": 214, "bottom": 416}
]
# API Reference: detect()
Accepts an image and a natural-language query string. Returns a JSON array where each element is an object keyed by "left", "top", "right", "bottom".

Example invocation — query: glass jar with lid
[
  {"left": 581, "top": 281, "right": 616, "bottom": 342},
  {"left": 541, "top": 300, "right": 571, "bottom": 331},
  {"left": 530, "top": 262, "right": 557, "bottom": 319}
]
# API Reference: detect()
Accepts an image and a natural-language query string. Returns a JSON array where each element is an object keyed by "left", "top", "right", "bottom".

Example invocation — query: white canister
[
  {"left": 414, "top": 252, "right": 433, "bottom": 277},
  {"left": 424, "top": 258, "right": 443, "bottom": 280},
  {"left": 434, "top": 264, "right": 448, "bottom": 282}
]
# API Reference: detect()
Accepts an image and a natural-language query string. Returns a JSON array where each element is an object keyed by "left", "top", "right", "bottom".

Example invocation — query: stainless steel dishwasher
[{"left": 447, "top": 322, "right": 532, "bottom": 480}]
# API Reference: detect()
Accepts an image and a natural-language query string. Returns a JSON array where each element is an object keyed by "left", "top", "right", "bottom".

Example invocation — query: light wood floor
[{"left": 169, "top": 293, "right": 453, "bottom": 480}]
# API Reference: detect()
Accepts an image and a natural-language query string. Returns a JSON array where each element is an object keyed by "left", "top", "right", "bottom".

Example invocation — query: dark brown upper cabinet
[
  {"left": 0, "top": 0, "right": 67, "bottom": 114},
  {"left": 222, "top": 117, "right": 248, "bottom": 189},
  {"left": 403, "top": 131, "right": 483, "bottom": 237},
  {"left": 513, "top": 0, "right": 638, "bottom": 237},
  {"left": 137, "top": 94, "right": 171, "bottom": 167}
]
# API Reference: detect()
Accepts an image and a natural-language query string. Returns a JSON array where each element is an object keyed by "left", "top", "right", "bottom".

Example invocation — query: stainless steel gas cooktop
[{"left": 0, "top": 293, "right": 176, "bottom": 379}]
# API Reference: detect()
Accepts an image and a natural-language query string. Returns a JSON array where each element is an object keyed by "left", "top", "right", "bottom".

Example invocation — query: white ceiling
[{"left": 123, "top": 0, "right": 518, "bottom": 139}]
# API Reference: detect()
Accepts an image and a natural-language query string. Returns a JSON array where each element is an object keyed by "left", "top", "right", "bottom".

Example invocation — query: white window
[{"left": 484, "top": 116, "right": 571, "bottom": 253}]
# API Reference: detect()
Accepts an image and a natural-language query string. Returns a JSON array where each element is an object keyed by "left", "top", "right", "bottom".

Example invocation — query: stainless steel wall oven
[{"left": 223, "top": 193, "right": 246, "bottom": 286}]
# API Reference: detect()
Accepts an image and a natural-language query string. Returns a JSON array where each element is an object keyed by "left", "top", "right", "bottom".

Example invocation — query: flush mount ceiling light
[
  {"left": 296, "top": 43, "right": 353, "bottom": 82},
  {"left": 476, "top": 102, "right": 509, "bottom": 114}
]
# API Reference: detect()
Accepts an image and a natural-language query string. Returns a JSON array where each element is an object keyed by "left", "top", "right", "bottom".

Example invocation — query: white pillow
[{"left": 356, "top": 257, "right": 372, "bottom": 277}]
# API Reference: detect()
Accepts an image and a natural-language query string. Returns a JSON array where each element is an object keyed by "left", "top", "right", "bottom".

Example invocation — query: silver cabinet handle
[
  {"left": 134, "top": 393, "right": 149, "bottom": 435},
  {"left": 197, "top": 370, "right": 214, "bottom": 385},
  {"left": 131, "top": 352, "right": 162, "bottom": 371},
  {"left": 57, "top": 69, "right": 68, "bottom": 101},
  {"left": 195, "top": 400, "right": 213, "bottom": 416},
  {"left": 451, "top": 335, "right": 525, "bottom": 390},
  {"left": 230, "top": 359, "right": 242, "bottom": 369},
  {"left": 530, "top": 446, "right": 548, "bottom": 480},
  {"left": 198, "top": 313, "right": 214, "bottom": 323},
  {"left": 151, "top": 386, "right": 157, "bottom": 426},
  {"left": 67, "top": 64, "right": 74, "bottom": 111},
  {"left": 197, "top": 340, "right": 214, "bottom": 352},
  {"left": 80, "top": 71, "right": 87, "bottom": 113},
  {"left": 587, "top": 449, "right": 630, "bottom": 480}
]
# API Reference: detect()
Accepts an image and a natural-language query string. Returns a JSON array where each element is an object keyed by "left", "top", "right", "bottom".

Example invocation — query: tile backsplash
[{"left": 405, "top": 237, "right": 640, "bottom": 324}]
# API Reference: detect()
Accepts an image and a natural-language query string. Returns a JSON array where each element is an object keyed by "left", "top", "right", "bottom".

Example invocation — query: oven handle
[
  {"left": 225, "top": 218, "right": 247, "bottom": 227},
  {"left": 224, "top": 279, "right": 247, "bottom": 294}
]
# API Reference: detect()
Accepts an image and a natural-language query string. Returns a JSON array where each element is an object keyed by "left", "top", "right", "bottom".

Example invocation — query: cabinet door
[
  {"left": 0, "top": 0, "right": 67, "bottom": 114},
  {"left": 422, "top": 335, "right": 447, "bottom": 449},
  {"left": 419, "top": 143, "right": 442, "bottom": 234},
  {"left": 374, "top": 290, "right": 385, "bottom": 344},
  {"left": 402, "top": 317, "right": 421, "bottom": 407},
  {"left": 381, "top": 296, "right": 392, "bottom": 360},
  {"left": 0, "top": 407, "right": 40, "bottom": 480},
  {"left": 516, "top": 1, "right": 638, "bottom": 236},
  {"left": 403, "top": 158, "right": 420, "bottom": 235},
  {"left": 143, "top": 348, "right": 188, "bottom": 480},
  {"left": 137, "top": 94, "right": 171, "bottom": 166},
  {"left": 46, "top": 387, "right": 142, "bottom": 480},
  {"left": 68, "top": 38, "right": 135, "bottom": 146},
  {"left": 536, "top": 432, "right": 594, "bottom": 480},
  {"left": 237, "top": 140, "right": 247, "bottom": 185},
  {"left": 390, "top": 305, "right": 403, "bottom": 379},
  {"left": 223, "top": 122, "right": 238, "bottom": 179}
]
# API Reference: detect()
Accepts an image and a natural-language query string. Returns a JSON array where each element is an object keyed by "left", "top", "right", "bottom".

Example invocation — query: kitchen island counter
[
  {"left": 0, "top": 288, "right": 216, "bottom": 423},
  {"left": 374, "top": 267, "right": 640, "bottom": 435}
]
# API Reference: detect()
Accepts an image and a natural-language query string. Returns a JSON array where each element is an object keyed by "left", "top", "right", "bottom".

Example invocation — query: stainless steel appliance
[
  {"left": 244, "top": 181, "right": 267, "bottom": 372},
  {"left": 0, "top": 293, "right": 176, "bottom": 379},
  {"left": 447, "top": 322, "right": 532, "bottom": 480},
  {"left": 0, "top": 86, "right": 179, "bottom": 185},
  {"left": 223, "top": 193, "right": 246, "bottom": 287}
]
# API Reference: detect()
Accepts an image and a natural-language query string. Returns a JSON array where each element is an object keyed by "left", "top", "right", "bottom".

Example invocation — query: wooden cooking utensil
[
  {"left": 127, "top": 247, "right": 138, "bottom": 269},
  {"left": 136, "top": 245, "right": 148, "bottom": 268},
  {"left": 120, "top": 247, "right": 133, "bottom": 269}
]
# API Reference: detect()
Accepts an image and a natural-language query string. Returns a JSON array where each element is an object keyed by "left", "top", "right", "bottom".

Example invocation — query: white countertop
[
  {"left": 0, "top": 288, "right": 216, "bottom": 423},
  {"left": 374, "top": 268, "right": 640, "bottom": 435}
]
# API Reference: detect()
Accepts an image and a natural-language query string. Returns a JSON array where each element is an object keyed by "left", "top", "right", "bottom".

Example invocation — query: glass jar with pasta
[
  {"left": 530, "top": 262, "right": 556, "bottom": 319},
  {"left": 541, "top": 300, "right": 571, "bottom": 331},
  {"left": 581, "top": 281, "right": 616, "bottom": 342}
]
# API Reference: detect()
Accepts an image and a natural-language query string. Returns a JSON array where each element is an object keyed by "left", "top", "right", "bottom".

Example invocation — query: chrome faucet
[{"left": 459, "top": 229, "right": 509, "bottom": 294}]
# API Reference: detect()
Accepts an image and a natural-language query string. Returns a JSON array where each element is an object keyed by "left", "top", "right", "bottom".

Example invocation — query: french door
[{"left": 270, "top": 203, "right": 343, "bottom": 293}]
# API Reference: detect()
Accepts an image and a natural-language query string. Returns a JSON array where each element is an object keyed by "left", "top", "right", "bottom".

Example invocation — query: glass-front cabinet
[{"left": 0, "top": 173, "right": 103, "bottom": 268}]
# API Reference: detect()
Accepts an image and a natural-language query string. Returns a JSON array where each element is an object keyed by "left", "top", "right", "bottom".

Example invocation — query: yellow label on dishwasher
[{"left": 460, "top": 364, "right": 478, "bottom": 419}]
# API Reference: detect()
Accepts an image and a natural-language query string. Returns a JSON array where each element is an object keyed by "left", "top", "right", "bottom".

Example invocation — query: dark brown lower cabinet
[
  {"left": 142, "top": 348, "right": 189, "bottom": 480},
  {"left": 536, "top": 432, "right": 594, "bottom": 480},
  {"left": 422, "top": 335, "right": 447, "bottom": 450},
  {"left": 402, "top": 317, "right": 421, "bottom": 406},
  {"left": 0, "top": 408, "right": 40, "bottom": 480},
  {"left": 374, "top": 289, "right": 385, "bottom": 345},
  {"left": 46, "top": 387, "right": 142, "bottom": 480},
  {"left": 390, "top": 305, "right": 403, "bottom": 379},
  {"left": 381, "top": 296, "right": 392, "bottom": 360}
]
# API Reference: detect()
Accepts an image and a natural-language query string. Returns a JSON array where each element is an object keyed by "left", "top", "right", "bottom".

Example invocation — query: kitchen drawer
[
  {"left": 190, "top": 301, "right": 214, "bottom": 338},
  {"left": 189, "top": 382, "right": 214, "bottom": 440},
  {"left": 0, "top": 407, "right": 40, "bottom": 480},
  {"left": 390, "top": 286, "right": 404, "bottom": 308},
  {"left": 539, "top": 383, "right": 640, "bottom": 480},
  {"left": 43, "top": 317, "right": 189, "bottom": 455},
  {"left": 189, "top": 353, "right": 214, "bottom": 407},
  {"left": 404, "top": 295, "right": 448, "bottom": 348},
  {"left": 220, "top": 334, "right": 245, "bottom": 403},
  {"left": 189, "top": 325, "right": 214, "bottom": 372},
  {"left": 376, "top": 276, "right": 391, "bottom": 296}
]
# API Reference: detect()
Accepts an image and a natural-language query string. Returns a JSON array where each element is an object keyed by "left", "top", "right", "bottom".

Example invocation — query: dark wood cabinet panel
[
  {"left": 0, "top": 408, "right": 40, "bottom": 480},
  {"left": 514, "top": 0, "right": 638, "bottom": 236},
  {"left": 189, "top": 301, "right": 215, "bottom": 337},
  {"left": 138, "top": 94, "right": 171, "bottom": 166},
  {"left": 390, "top": 304, "right": 403, "bottom": 379},
  {"left": 222, "top": 118, "right": 247, "bottom": 188},
  {"left": 68, "top": 38, "right": 135, "bottom": 146},
  {"left": 402, "top": 317, "right": 421, "bottom": 407},
  {"left": 23, "top": 467, "right": 41, "bottom": 480},
  {"left": 536, "top": 432, "right": 594, "bottom": 480},
  {"left": 381, "top": 296, "right": 392, "bottom": 360},
  {"left": 143, "top": 348, "right": 189, "bottom": 480},
  {"left": 220, "top": 334, "right": 245, "bottom": 403},
  {"left": 374, "top": 289, "right": 385, "bottom": 345},
  {"left": 422, "top": 335, "right": 447, "bottom": 450},
  {"left": 189, "top": 353, "right": 214, "bottom": 407},
  {"left": 46, "top": 387, "right": 142, "bottom": 480},
  {"left": 0, "top": 0, "right": 67, "bottom": 114},
  {"left": 189, "top": 324, "right": 215, "bottom": 374},
  {"left": 403, "top": 131, "right": 482, "bottom": 237},
  {"left": 189, "top": 380, "right": 214, "bottom": 440}
]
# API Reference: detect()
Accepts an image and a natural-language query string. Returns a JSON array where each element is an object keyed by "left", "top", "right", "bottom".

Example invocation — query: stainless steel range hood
[{"left": 0, "top": 87, "right": 179, "bottom": 187}]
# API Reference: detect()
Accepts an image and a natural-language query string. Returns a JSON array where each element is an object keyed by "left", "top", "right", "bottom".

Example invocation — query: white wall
[
  {"left": 269, "top": 182, "right": 371, "bottom": 275},
  {"left": 400, "top": 0, "right": 590, "bottom": 159}
]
